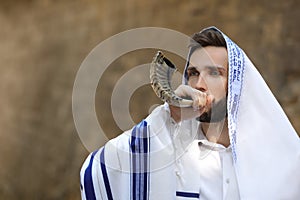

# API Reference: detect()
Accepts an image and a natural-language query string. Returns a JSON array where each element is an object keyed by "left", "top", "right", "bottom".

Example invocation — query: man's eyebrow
[
  {"left": 186, "top": 66, "right": 197, "bottom": 71},
  {"left": 208, "top": 65, "right": 227, "bottom": 72},
  {"left": 187, "top": 65, "right": 227, "bottom": 71}
]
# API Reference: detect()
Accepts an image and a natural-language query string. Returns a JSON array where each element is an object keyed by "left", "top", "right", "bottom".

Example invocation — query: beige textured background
[{"left": 0, "top": 0, "right": 299, "bottom": 199}]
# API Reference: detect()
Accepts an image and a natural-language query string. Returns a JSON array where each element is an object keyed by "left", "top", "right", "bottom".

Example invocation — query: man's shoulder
[{"left": 80, "top": 104, "right": 170, "bottom": 170}]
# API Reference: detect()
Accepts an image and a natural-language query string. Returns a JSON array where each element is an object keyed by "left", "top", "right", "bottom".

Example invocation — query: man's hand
[{"left": 169, "top": 85, "right": 214, "bottom": 122}]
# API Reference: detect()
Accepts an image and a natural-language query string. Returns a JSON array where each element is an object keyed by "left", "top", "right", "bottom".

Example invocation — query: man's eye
[
  {"left": 209, "top": 69, "right": 221, "bottom": 76},
  {"left": 188, "top": 71, "right": 199, "bottom": 77}
]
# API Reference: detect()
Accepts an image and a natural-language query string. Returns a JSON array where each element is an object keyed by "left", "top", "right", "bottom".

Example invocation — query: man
[{"left": 80, "top": 27, "right": 300, "bottom": 199}]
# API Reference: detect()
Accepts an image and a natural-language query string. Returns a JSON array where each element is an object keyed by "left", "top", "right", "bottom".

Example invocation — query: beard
[{"left": 196, "top": 96, "right": 227, "bottom": 123}]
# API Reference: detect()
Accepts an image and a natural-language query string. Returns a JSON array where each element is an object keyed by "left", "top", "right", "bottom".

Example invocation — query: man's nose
[{"left": 194, "top": 75, "right": 207, "bottom": 92}]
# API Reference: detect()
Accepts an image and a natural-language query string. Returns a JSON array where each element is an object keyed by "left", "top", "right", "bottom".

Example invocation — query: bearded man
[{"left": 80, "top": 27, "right": 300, "bottom": 200}]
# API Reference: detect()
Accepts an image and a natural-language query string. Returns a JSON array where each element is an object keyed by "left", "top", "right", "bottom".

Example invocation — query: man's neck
[{"left": 201, "top": 118, "right": 230, "bottom": 147}]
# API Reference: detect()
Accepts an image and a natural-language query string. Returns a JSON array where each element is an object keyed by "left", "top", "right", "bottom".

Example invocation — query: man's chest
[{"left": 174, "top": 140, "right": 239, "bottom": 200}]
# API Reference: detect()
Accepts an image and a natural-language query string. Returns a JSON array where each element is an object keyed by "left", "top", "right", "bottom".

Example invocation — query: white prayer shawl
[
  {"left": 219, "top": 27, "right": 300, "bottom": 199},
  {"left": 80, "top": 27, "right": 300, "bottom": 200}
]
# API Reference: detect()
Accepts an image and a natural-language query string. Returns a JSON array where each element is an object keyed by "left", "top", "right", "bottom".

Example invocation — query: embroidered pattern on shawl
[{"left": 222, "top": 34, "right": 245, "bottom": 163}]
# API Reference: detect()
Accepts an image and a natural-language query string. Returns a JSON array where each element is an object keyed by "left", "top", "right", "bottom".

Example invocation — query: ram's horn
[{"left": 150, "top": 51, "right": 193, "bottom": 107}]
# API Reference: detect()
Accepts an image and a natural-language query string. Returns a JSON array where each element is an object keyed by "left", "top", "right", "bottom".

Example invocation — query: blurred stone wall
[{"left": 0, "top": 0, "right": 299, "bottom": 199}]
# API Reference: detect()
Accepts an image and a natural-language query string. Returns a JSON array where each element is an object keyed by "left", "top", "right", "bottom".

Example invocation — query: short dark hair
[
  {"left": 189, "top": 28, "right": 227, "bottom": 49},
  {"left": 184, "top": 28, "right": 227, "bottom": 82}
]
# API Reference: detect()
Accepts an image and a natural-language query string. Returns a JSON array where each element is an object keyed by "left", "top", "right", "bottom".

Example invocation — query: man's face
[{"left": 187, "top": 46, "right": 228, "bottom": 122}]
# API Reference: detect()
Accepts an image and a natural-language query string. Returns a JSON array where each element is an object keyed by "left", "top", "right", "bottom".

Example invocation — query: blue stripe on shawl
[
  {"left": 142, "top": 130, "right": 148, "bottom": 200},
  {"left": 84, "top": 150, "right": 99, "bottom": 200},
  {"left": 176, "top": 191, "right": 200, "bottom": 198},
  {"left": 130, "top": 120, "right": 149, "bottom": 200},
  {"left": 100, "top": 147, "right": 114, "bottom": 200}
]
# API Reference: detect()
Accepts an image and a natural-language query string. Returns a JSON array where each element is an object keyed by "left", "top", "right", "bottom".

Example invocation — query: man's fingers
[
  {"left": 191, "top": 88, "right": 207, "bottom": 110},
  {"left": 174, "top": 85, "right": 211, "bottom": 110},
  {"left": 170, "top": 85, "right": 217, "bottom": 122}
]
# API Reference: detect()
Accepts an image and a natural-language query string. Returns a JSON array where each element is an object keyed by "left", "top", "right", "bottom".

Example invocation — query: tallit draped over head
[
  {"left": 80, "top": 27, "right": 300, "bottom": 200},
  {"left": 184, "top": 26, "right": 300, "bottom": 199}
]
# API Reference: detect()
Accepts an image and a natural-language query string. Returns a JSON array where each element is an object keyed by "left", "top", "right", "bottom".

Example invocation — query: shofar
[{"left": 150, "top": 51, "right": 193, "bottom": 107}]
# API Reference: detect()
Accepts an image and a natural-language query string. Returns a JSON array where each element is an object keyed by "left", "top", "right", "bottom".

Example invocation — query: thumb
[{"left": 206, "top": 94, "right": 214, "bottom": 107}]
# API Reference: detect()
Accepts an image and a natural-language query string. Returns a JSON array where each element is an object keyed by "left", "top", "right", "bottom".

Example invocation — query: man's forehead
[{"left": 189, "top": 46, "right": 228, "bottom": 70}]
